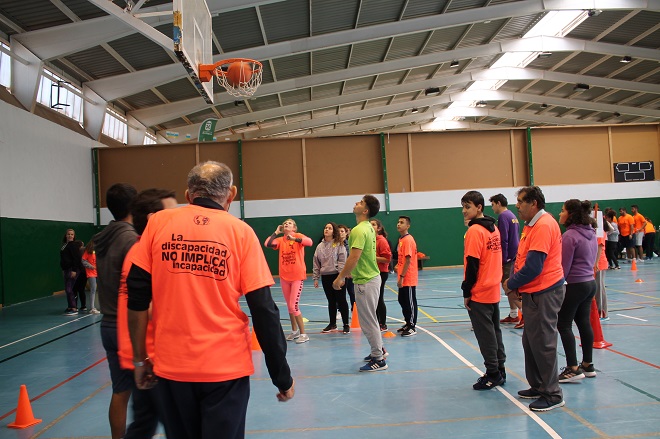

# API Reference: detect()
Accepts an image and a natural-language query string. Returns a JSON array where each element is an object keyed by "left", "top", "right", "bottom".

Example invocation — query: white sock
[{"left": 509, "top": 310, "right": 519, "bottom": 318}]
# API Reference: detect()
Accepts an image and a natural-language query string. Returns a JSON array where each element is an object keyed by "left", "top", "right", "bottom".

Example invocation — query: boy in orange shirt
[
  {"left": 461, "top": 191, "right": 506, "bottom": 390},
  {"left": 396, "top": 216, "right": 418, "bottom": 337}
]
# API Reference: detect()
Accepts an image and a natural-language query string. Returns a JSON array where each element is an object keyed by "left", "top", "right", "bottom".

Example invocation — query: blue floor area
[{"left": 1, "top": 262, "right": 659, "bottom": 438}]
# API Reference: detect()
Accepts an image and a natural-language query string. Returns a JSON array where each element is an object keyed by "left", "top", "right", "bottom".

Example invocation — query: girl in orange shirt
[
  {"left": 266, "top": 219, "right": 313, "bottom": 344},
  {"left": 81, "top": 240, "right": 100, "bottom": 314}
]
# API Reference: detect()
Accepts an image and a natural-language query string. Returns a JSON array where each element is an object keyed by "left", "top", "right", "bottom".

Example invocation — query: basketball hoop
[{"left": 199, "top": 58, "right": 263, "bottom": 98}]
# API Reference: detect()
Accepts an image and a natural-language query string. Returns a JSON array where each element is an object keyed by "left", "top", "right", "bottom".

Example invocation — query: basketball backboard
[{"left": 173, "top": 0, "right": 213, "bottom": 104}]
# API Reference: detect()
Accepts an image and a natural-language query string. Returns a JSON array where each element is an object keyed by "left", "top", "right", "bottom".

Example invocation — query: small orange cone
[
  {"left": 250, "top": 327, "right": 261, "bottom": 351},
  {"left": 382, "top": 331, "right": 396, "bottom": 338},
  {"left": 350, "top": 304, "right": 361, "bottom": 330},
  {"left": 631, "top": 259, "right": 637, "bottom": 271},
  {"left": 635, "top": 278, "right": 644, "bottom": 283},
  {"left": 8, "top": 385, "right": 42, "bottom": 429},
  {"left": 589, "top": 299, "right": 612, "bottom": 349}
]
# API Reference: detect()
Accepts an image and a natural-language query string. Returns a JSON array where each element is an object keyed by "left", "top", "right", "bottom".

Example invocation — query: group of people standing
[
  {"left": 612, "top": 206, "right": 656, "bottom": 263},
  {"left": 461, "top": 186, "right": 626, "bottom": 412},
  {"left": 59, "top": 229, "right": 99, "bottom": 315}
]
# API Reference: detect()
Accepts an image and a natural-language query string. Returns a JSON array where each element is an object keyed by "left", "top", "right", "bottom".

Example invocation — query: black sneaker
[
  {"left": 359, "top": 358, "right": 388, "bottom": 372},
  {"left": 473, "top": 373, "right": 505, "bottom": 391},
  {"left": 380, "top": 324, "right": 388, "bottom": 332},
  {"left": 499, "top": 368, "right": 507, "bottom": 383},
  {"left": 518, "top": 388, "right": 541, "bottom": 399},
  {"left": 342, "top": 324, "right": 350, "bottom": 334},
  {"left": 529, "top": 397, "right": 565, "bottom": 412},
  {"left": 401, "top": 327, "right": 417, "bottom": 337},
  {"left": 580, "top": 363, "right": 597, "bottom": 378},
  {"left": 397, "top": 324, "right": 408, "bottom": 333},
  {"left": 558, "top": 366, "right": 585, "bottom": 383},
  {"left": 321, "top": 324, "right": 337, "bottom": 333}
]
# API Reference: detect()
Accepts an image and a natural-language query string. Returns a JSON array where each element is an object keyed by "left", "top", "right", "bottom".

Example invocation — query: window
[
  {"left": 102, "top": 108, "right": 128, "bottom": 143},
  {"left": 144, "top": 131, "right": 157, "bottom": 145},
  {"left": 37, "top": 70, "right": 83, "bottom": 122},
  {"left": 0, "top": 42, "right": 10, "bottom": 88}
]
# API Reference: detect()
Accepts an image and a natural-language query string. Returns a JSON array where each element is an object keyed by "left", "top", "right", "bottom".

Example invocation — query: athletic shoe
[
  {"left": 529, "top": 397, "right": 565, "bottom": 412},
  {"left": 80, "top": 307, "right": 88, "bottom": 313},
  {"left": 359, "top": 358, "right": 388, "bottom": 372},
  {"left": 321, "top": 324, "right": 337, "bottom": 333},
  {"left": 580, "top": 363, "right": 597, "bottom": 378},
  {"left": 499, "top": 369, "right": 507, "bottom": 383},
  {"left": 514, "top": 316, "right": 525, "bottom": 329},
  {"left": 518, "top": 388, "right": 541, "bottom": 399},
  {"left": 380, "top": 324, "right": 388, "bottom": 332},
  {"left": 343, "top": 325, "right": 350, "bottom": 334},
  {"left": 285, "top": 330, "right": 300, "bottom": 341},
  {"left": 600, "top": 316, "right": 610, "bottom": 322},
  {"left": 558, "top": 366, "right": 585, "bottom": 383},
  {"left": 363, "top": 348, "right": 389, "bottom": 362},
  {"left": 401, "top": 327, "right": 417, "bottom": 337},
  {"left": 473, "top": 373, "right": 505, "bottom": 391},
  {"left": 63, "top": 308, "right": 78, "bottom": 316},
  {"left": 615, "top": 266, "right": 621, "bottom": 269},
  {"left": 397, "top": 324, "right": 408, "bottom": 333},
  {"left": 295, "top": 334, "right": 309, "bottom": 344},
  {"left": 500, "top": 315, "right": 520, "bottom": 324},
  {"left": 90, "top": 308, "right": 101, "bottom": 314}
]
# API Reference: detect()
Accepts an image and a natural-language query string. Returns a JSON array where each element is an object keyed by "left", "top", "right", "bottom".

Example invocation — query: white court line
[
  {"left": 616, "top": 314, "right": 648, "bottom": 322},
  {"left": 0, "top": 314, "right": 93, "bottom": 350},
  {"left": 414, "top": 323, "right": 563, "bottom": 439}
]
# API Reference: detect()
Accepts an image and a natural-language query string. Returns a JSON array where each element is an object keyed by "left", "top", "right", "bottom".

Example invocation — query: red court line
[
  {"left": 606, "top": 347, "right": 660, "bottom": 370},
  {"left": 0, "top": 357, "right": 107, "bottom": 421}
]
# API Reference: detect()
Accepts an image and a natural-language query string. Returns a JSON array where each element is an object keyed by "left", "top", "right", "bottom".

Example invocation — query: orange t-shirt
[
  {"left": 597, "top": 235, "right": 608, "bottom": 271},
  {"left": 396, "top": 234, "right": 418, "bottom": 287},
  {"left": 618, "top": 214, "right": 634, "bottom": 237},
  {"left": 514, "top": 213, "right": 564, "bottom": 293},
  {"left": 270, "top": 233, "right": 309, "bottom": 281},
  {"left": 375, "top": 235, "right": 392, "bottom": 273},
  {"left": 633, "top": 213, "right": 645, "bottom": 233},
  {"left": 645, "top": 221, "right": 655, "bottom": 234},
  {"left": 130, "top": 204, "right": 274, "bottom": 383},
  {"left": 117, "top": 240, "right": 155, "bottom": 371},
  {"left": 82, "top": 250, "right": 97, "bottom": 278},
  {"left": 463, "top": 224, "right": 502, "bottom": 303}
]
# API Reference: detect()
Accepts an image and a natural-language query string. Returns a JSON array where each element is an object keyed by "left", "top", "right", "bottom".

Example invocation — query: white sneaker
[
  {"left": 295, "top": 334, "right": 309, "bottom": 344},
  {"left": 90, "top": 308, "right": 101, "bottom": 314},
  {"left": 285, "top": 330, "right": 300, "bottom": 341}
]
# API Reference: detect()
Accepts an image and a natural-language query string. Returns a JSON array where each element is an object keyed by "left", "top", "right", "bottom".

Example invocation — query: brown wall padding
[
  {"left": 611, "top": 125, "right": 660, "bottom": 164},
  {"left": 383, "top": 134, "right": 412, "bottom": 193},
  {"left": 512, "top": 130, "right": 530, "bottom": 187},
  {"left": 98, "top": 144, "right": 195, "bottom": 205},
  {"left": 410, "top": 131, "right": 515, "bottom": 191},
  {"left": 305, "top": 136, "right": 383, "bottom": 197},
  {"left": 242, "top": 139, "right": 305, "bottom": 200},
  {"left": 532, "top": 127, "right": 611, "bottom": 185}
]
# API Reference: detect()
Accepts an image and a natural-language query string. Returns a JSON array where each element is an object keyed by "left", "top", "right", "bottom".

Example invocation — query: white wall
[{"left": 0, "top": 100, "right": 98, "bottom": 222}]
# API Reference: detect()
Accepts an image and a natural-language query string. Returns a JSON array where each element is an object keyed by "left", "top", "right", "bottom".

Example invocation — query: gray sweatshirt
[{"left": 312, "top": 240, "right": 347, "bottom": 280}]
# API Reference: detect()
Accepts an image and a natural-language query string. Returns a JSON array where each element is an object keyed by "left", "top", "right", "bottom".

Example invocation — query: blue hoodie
[{"left": 562, "top": 224, "right": 597, "bottom": 284}]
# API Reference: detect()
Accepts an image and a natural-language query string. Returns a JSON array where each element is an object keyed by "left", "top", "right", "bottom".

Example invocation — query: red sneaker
[
  {"left": 514, "top": 316, "right": 525, "bottom": 329},
  {"left": 500, "top": 315, "right": 521, "bottom": 324}
]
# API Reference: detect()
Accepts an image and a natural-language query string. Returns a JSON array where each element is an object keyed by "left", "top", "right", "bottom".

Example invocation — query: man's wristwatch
[{"left": 133, "top": 357, "right": 149, "bottom": 367}]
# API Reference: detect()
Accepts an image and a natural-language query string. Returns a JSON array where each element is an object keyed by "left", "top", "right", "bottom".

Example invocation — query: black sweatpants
[
  {"left": 467, "top": 301, "right": 506, "bottom": 376},
  {"left": 398, "top": 285, "right": 417, "bottom": 327},
  {"left": 321, "top": 274, "right": 349, "bottom": 326},
  {"left": 376, "top": 272, "right": 389, "bottom": 326},
  {"left": 157, "top": 376, "right": 250, "bottom": 439},
  {"left": 557, "top": 280, "right": 596, "bottom": 367}
]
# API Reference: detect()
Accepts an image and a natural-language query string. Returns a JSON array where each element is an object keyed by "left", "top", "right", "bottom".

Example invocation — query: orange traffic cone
[
  {"left": 350, "top": 304, "right": 361, "bottom": 330},
  {"left": 635, "top": 278, "right": 644, "bottom": 283},
  {"left": 589, "top": 299, "right": 612, "bottom": 349},
  {"left": 8, "top": 385, "right": 42, "bottom": 429},
  {"left": 250, "top": 327, "right": 261, "bottom": 351},
  {"left": 382, "top": 331, "right": 396, "bottom": 338},
  {"left": 631, "top": 259, "right": 637, "bottom": 271}
]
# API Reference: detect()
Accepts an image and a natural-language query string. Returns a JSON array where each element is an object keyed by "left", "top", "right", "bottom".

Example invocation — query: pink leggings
[{"left": 281, "top": 279, "right": 304, "bottom": 316}]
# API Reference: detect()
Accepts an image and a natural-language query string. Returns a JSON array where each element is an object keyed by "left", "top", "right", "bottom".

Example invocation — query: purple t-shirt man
[{"left": 497, "top": 208, "right": 519, "bottom": 263}]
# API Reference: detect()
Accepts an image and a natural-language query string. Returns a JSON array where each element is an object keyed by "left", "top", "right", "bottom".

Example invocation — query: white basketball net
[{"left": 214, "top": 61, "right": 263, "bottom": 98}]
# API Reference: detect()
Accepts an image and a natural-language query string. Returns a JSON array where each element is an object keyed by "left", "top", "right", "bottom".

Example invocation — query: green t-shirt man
[{"left": 348, "top": 220, "right": 380, "bottom": 284}]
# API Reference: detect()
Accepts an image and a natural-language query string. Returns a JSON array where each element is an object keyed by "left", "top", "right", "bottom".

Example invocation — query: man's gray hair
[{"left": 187, "top": 161, "right": 233, "bottom": 204}]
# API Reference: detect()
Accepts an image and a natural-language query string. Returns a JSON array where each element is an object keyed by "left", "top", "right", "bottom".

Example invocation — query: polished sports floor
[{"left": 1, "top": 261, "right": 659, "bottom": 438}]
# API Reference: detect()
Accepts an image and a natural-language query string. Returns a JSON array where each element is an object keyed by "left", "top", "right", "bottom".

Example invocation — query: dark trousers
[
  {"left": 124, "top": 387, "right": 161, "bottom": 439},
  {"left": 157, "top": 376, "right": 250, "bottom": 439},
  {"left": 643, "top": 233, "right": 655, "bottom": 259},
  {"left": 521, "top": 284, "right": 565, "bottom": 404},
  {"left": 557, "top": 280, "right": 596, "bottom": 367},
  {"left": 73, "top": 271, "right": 87, "bottom": 308},
  {"left": 605, "top": 240, "right": 619, "bottom": 268},
  {"left": 63, "top": 270, "right": 78, "bottom": 309},
  {"left": 321, "top": 274, "right": 349, "bottom": 325},
  {"left": 467, "top": 301, "right": 506, "bottom": 376},
  {"left": 346, "top": 278, "right": 355, "bottom": 310},
  {"left": 376, "top": 272, "right": 389, "bottom": 326},
  {"left": 398, "top": 286, "right": 417, "bottom": 327}
]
